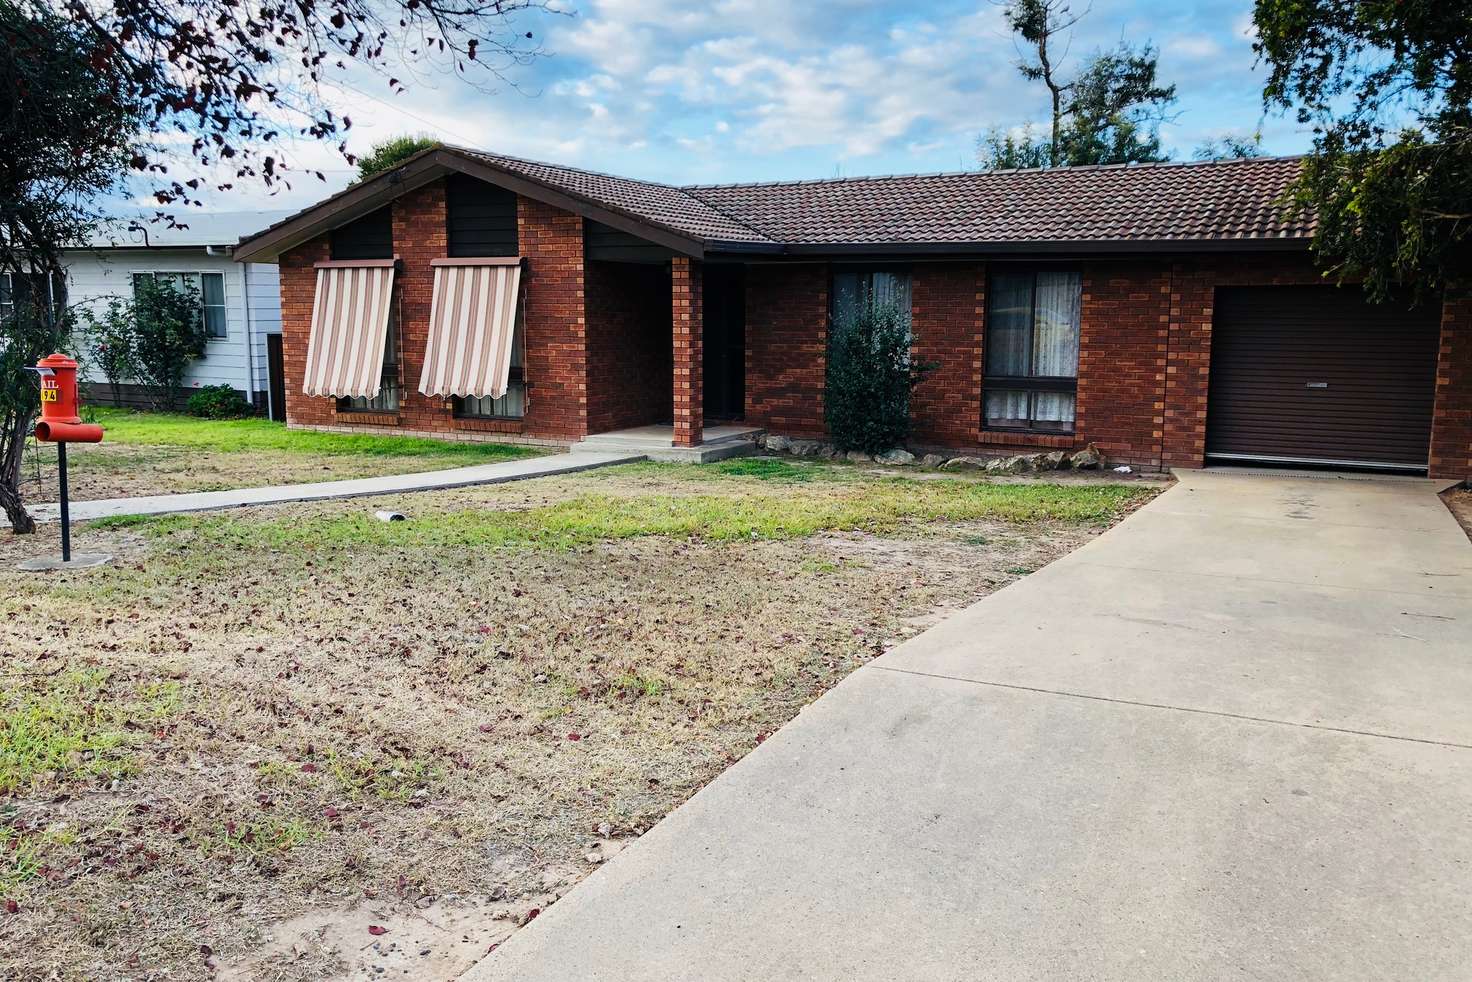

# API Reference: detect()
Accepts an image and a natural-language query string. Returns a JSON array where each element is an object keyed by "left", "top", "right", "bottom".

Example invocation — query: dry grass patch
[
  {"left": 0, "top": 460, "right": 1157, "bottom": 980},
  {"left": 17, "top": 408, "right": 542, "bottom": 502}
]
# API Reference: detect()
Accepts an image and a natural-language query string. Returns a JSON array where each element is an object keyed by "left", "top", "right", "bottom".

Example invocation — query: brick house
[{"left": 233, "top": 146, "right": 1472, "bottom": 479}]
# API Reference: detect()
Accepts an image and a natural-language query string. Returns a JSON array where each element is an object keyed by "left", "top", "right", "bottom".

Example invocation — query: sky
[{"left": 165, "top": 0, "right": 1311, "bottom": 213}]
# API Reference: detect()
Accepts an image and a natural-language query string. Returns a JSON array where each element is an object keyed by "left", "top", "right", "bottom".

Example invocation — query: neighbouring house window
[
  {"left": 338, "top": 308, "right": 401, "bottom": 413},
  {"left": 454, "top": 315, "right": 526, "bottom": 419},
  {"left": 2, "top": 272, "right": 65, "bottom": 321},
  {"left": 831, "top": 268, "right": 912, "bottom": 332},
  {"left": 132, "top": 271, "right": 228, "bottom": 339},
  {"left": 984, "top": 270, "right": 1081, "bottom": 433}
]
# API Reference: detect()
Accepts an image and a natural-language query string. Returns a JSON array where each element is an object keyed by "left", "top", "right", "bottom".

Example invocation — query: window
[
  {"left": 132, "top": 271, "right": 228, "bottom": 339},
  {"left": 831, "top": 268, "right": 912, "bottom": 332},
  {"left": 338, "top": 308, "right": 401, "bottom": 413},
  {"left": 2, "top": 272, "right": 65, "bottom": 321},
  {"left": 984, "top": 270, "right": 1081, "bottom": 433},
  {"left": 454, "top": 313, "right": 525, "bottom": 419}
]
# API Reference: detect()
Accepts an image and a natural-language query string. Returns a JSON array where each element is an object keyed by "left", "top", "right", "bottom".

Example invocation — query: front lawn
[
  {"left": 17, "top": 408, "right": 543, "bottom": 502},
  {"left": 0, "top": 460, "right": 1158, "bottom": 981}
]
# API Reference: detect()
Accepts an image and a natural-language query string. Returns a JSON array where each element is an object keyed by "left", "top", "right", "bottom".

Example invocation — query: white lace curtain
[{"left": 985, "top": 271, "right": 1081, "bottom": 427}]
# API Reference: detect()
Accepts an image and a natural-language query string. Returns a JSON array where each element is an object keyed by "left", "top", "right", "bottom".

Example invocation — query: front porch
[
  {"left": 571, "top": 423, "right": 763, "bottom": 463},
  {"left": 582, "top": 252, "right": 748, "bottom": 455}
]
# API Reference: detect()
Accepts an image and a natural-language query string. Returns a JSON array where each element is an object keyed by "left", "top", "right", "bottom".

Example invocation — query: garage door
[{"left": 1206, "top": 286, "right": 1441, "bottom": 470}]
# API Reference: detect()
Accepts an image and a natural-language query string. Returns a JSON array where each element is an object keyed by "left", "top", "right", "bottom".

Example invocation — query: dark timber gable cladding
[{"left": 446, "top": 174, "right": 518, "bottom": 257}]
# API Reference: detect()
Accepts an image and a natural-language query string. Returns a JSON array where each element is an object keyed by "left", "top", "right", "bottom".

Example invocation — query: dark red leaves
[
  {"left": 368, "top": 925, "right": 387, "bottom": 936},
  {"left": 566, "top": 732, "right": 581, "bottom": 742}
]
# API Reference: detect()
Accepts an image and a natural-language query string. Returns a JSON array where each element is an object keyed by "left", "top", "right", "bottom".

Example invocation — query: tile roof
[
  {"left": 455, "top": 148, "right": 774, "bottom": 245},
  {"left": 682, "top": 155, "right": 1313, "bottom": 247},
  {"left": 234, "top": 147, "right": 1313, "bottom": 261}
]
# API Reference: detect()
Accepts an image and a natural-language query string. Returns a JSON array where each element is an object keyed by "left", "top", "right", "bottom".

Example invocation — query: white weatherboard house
[{"left": 63, "top": 211, "right": 292, "bottom": 416}]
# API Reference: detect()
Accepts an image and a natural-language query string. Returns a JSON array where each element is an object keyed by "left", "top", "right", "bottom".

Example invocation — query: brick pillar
[
  {"left": 1430, "top": 289, "right": 1472, "bottom": 480},
  {"left": 672, "top": 256, "right": 703, "bottom": 447}
]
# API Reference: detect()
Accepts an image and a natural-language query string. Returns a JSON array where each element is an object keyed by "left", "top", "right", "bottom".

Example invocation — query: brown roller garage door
[{"left": 1205, "top": 286, "right": 1441, "bottom": 470}]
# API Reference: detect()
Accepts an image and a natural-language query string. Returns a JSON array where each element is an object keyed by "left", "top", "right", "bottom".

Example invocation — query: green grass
[
  {"left": 105, "top": 478, "right": 1150, "bottom": 551},
  {"left": 202, "top": 817, "right": 320, "bottom": 858},
  {"left": 0, "top": 824, "right": 76, "bottom": 898},
  {"left": 0, "top": 671, "right": 179, "bottom": 794},
  {"left": 87, "top": 407, "right": 542, "bottom": 463}
]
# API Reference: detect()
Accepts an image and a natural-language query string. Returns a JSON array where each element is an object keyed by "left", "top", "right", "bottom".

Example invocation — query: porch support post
[{"left": 672, "top": 256, "right": 703, "bottom": 447}]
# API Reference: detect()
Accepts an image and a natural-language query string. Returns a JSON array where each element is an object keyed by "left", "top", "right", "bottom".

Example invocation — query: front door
[{"left": 702, "top": 265, "right": 746, "bottom": 420}]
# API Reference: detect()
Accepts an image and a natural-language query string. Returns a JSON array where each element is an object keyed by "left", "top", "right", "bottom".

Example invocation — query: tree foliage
[
  {"left": 39, "top": 0, "right": 548, "bottom": 206},
  {"left": 976, "top": 124, "right": 1051, "bottom": 170},
  {"left": 0, "top": 1, "right": 138, "bottom": 532},
  {"left": 130, "top": 279, "right": 208, "bottom": 411},
  {"left": 78, "top": 297, "right": 137, "bottom": 407},
  {"left": 355, "top": 135, "right": 441, "bottom": 182},
  {"left": 1255, "top": 0, "right": 1471, "bottom": 301},
  {"left": 825, "top": 303, "right": 931, "bottom": 455},
  {"left": 984, "top": 0, "right": 1176, "bottom": 169},
  {"left": 1193, "top": 132, "right": 1265, "bottom": 161}
]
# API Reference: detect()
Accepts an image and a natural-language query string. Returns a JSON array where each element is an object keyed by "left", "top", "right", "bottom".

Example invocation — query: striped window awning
[
  {"left": 418, "top": 258, "right": 523, "bottom": 400},
  {"left": 303, "top": 259, "right": 397, "bottom": 398}
]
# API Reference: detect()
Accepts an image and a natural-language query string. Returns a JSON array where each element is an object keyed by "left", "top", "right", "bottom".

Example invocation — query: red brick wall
[
  {"left": 745, "top": 264, "right": 828, "bottom": 436},
  {"left": 1075, "top": 261, "right": 1172, "bottom": 469},
  {"left": 518, "top": 197, "right": 586, "bottom": 440},
  {"left": 911, "top": 263, "right": 984, "bottom": 447},
  {"left": 1429, "top": 290, "right": 1472, "bottom": 480},
  {"left": 278, "top": 180, "right": 589, "bottom": 443},
  {"left": 279, "top": 236, "right": 335, "bottom": 429},
  {"left": 586, "top": 260, "right": 671, "bottom": 433},
  {"left": 672, "top": 257, "right": 703, "bottom": 446}
]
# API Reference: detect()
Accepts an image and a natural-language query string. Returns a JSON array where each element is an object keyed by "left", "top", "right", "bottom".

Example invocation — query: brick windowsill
[
  {"left": 334, "top": 410, "right": 400, "bottom": 426},
  {"left": 976, "top": 430, "right": 1075, "bottom": 449},
  {"left": 453, "top": 417, "right": 525, "bottom": 435}
]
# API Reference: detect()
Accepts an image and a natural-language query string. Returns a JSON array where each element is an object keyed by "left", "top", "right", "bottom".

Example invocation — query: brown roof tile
[
  {"left": 457, "top": 148, "right": 775, "bottom": 245},
  {"left": 683, "top": 155, "right": 1312, "bottom": 247}
]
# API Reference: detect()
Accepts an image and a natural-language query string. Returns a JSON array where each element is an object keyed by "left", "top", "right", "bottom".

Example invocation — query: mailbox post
[{"left": 23, "top": 353, "right": 107, "bottom": 570}]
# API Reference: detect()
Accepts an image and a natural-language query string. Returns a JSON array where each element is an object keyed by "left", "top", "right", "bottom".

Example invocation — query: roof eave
[{"left": 234, "top": 147, "right": 722, "bottom": 263}]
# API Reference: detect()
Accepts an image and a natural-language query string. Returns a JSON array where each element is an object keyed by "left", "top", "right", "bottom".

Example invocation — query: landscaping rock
[
  {"left": 941, "top": 456, "right": 988, "bottom": 471},
  {"left": 1040, "top": 450, "right": 1068, "bottom": 470},
  {"left": 816, "top": 444, "right": 840, "bottom": 460},
  {"left": 764, "top": 434, "right": 791, "bottom": 454},
  {"left": 788, "top": 440, "right": 822, "bottom": 457},
  {"left": 876, "top": 449, "right": 915, "bottom": 466},
  {"left": 1068, "top": 444, "right": 1103, "bottom": 470},
  {"left": 845, "top": 450, "right": 873, "bottom": 464},
  {"left": 919, "top": 453, "right": 948, "bottom": 468}
]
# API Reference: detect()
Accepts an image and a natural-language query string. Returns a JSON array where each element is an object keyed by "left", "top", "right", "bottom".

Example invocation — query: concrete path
[
  {"left": 27, "top": 451, "right": 644, "bottom": 522},
  {"left": 467, "top": 469, "right": 1472, "bottom": 982}
]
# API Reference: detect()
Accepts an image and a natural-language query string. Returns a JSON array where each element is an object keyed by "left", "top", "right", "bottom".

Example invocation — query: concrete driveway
[{"left": 467, "top": 469, "right": 1472, "bottom": 982}]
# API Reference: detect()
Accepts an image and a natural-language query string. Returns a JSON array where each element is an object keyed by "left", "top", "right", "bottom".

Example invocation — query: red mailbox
[{"left": 33, "top": 353, "right": 103, "bottom": 443}]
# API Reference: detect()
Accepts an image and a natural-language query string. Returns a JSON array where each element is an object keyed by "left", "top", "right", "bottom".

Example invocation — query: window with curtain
[
  {"left": 131, "top": 271, "right": 228, "bottom": 339},
  {"left": 0, "top": 273, "right": 12, "bottom": 321},
  {"left": 337, "top": 307, "right": 401, "bottom": 413},
  {"left": 984, "top": 270, "right": 1081, "bottom": 433},
  {"left": 454, "top": 309, "right": 526, "bottom": 419},
  {"left": 831, "top": 268, "right": 912, "bottom": 334}
]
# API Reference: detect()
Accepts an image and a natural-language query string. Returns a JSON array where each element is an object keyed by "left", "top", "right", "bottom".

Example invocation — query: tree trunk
[{"left": 0, "top": 409, "right": 37, "bottom": 534}]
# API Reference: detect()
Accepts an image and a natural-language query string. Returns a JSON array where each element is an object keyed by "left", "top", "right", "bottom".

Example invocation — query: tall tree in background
[
  {"left": 1, "top": 0, "right": 549, "bottom": 532},
  {"left": 981, "top": 0, "right": 1176, "bottom": 169},
  {"left": 1255, "top": 0, "right": 1470, "bottom": 302},
  {"left": 355, "top": 135, "right": 442, "bottom": 182}
]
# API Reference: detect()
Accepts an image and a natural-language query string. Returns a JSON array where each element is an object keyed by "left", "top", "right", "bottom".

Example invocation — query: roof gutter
[{"left": 736, "top": 237, "right": 1314, "bottom": 259}]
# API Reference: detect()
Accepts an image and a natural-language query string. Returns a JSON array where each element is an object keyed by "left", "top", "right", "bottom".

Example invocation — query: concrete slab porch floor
[
  {"left": 570, "top": 424, "right": 762, "bottom": 463},
  {"left": 467, "top": 468, "right": 1472, "bottom": 982}
]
